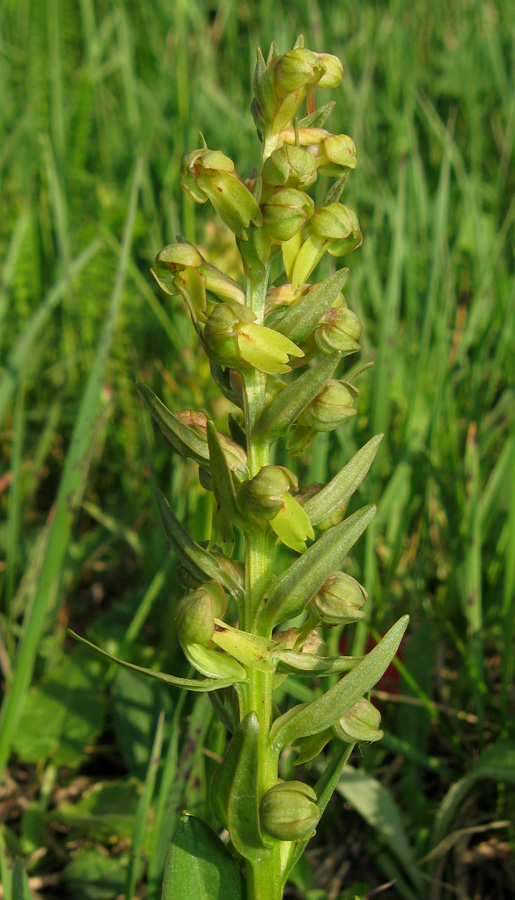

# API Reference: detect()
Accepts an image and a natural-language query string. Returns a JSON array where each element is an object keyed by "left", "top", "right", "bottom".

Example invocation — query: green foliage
[
  {"left": 162, "top": 814, "right": 245, "bottom": 900},
  {"left": 13, "top": 649, "right": 106, "bottom": 769},
  {"left": 0, "top": 1, "right": 513, "bottom": 898}
]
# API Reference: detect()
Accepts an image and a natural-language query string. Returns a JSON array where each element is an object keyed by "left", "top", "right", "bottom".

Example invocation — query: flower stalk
[{"left": 75, "top": 35, "right": 408, "bottom": 900}]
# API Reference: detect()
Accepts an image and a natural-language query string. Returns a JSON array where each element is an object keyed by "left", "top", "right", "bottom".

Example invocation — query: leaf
[
  {"left": 162, "top": 813, "right": 245, "bottom": 900},
  {"left": 302, "top": 435, "right": 383, "bottom": 527},
  {"left": 274, "top": 269, "right": 349, "bottom": 343},
  {"left": 210, "top": 712, "right": 268, "bottom": 858},
  {"left": 255, "top": 352, "right": 341, "bottom": 441},
  {"left": 51, "top": 781, "right": 139, "bottom": 840},
  {"left": 335, "top": 767, "right": 424, "bottom": 892},
  {"left": 62, "top": 849, "right": 128, "bottom": 900},
  {"left": 156, "top": 490, "right": 243, "bottom": 600},
  {"left": 207, "top": 420, "right": 243, "bottom": 529},
  {"left": 12, "top": 861, "right": 33, "bottom": 900},
  {"left": 112, "top": 667, "right": 170, "bottom": 777},
  {"left": 299, "top": 101, "right": 336, "bottom": 129},
  {"left": 69, "top": 631, "right": 242, "bottom": 691},
  {"left": 257, "top": 504, "right": 376, "bottom": 631},
  {"left": 13, "top": 648, "right": 105, "bottom": 769},
  {"left": 137, "top": 383, "right": 211, "bottom": 467},
  {"left": 269, "top": 615, "right": 409, "bottom": 751},
  {"left": 431, "top": 741, "right": 515, "bottom": 851}
]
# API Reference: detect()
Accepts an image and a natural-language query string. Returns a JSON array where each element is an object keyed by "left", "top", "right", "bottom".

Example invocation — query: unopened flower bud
[
  {"left": 332, "top": 697, "right": 383, "bottom": 744},
  {"left": 175, "top": 583, "right": 227, "bottom": 645},
  {"left": 262, "top": 188, "right": 314, "bottom": 242},
  {"left": 181, "top": 147, "right": 262, "bottom": 239},
  {"left": 315, "top": 307, "right": 362, "bottom": 355},
  {"left": 262, "top": 145, "right": 317, "bottom": 189},
  {"left": 260, "top": 781, "right": 320, "bottom": 841},
  {"left": 302, "top": 380, "right": 357, "bottom": 431},
  {"left": 275, "top": 48, "right": 323, "bottom": 95},
  {"left": 310, "top": 572, "right": 367, "bottom": 625},
  {"left": 236, "top": 466, "right": 297, "bottom": 521}
]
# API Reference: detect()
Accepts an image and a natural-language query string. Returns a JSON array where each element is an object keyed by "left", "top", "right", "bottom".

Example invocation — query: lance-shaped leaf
[
  {"left": 156, "top": 490, "right": 243, "bottom": 600},
  {"left": 210, "top": 712, "right": 269, "bottom": 858},
  {"left": 138, "top": 382, "right": 208, "bottom": 465},
  {"left": 206, "top": 420, "right": 245, "bottom": 530},
  {"left": 269, "top": 615, "right": 409, "bottom": 751},
  {"left": 257, "top": 504, "right": 376, "bottom": 632},
  {"left": 68, "top": 631, "right": 242, "bottom": 692},
  {"left": 303, "top": 434, "right": 383, "bottom": 528},
  {"left": 299, "top": 101, "right": 336, "bottom": 129},
  {"left": 255, "top": 352, "right": 340, "bottom": 441},
  {"left": 274, "top": 269, "right": 349, "bottom": 343},
  {"left": 138, "top": 384, "right": 248, "bottom": 480},
  {"left": 211, "top": 621, "right": 275, "bottom": 673},
  {"left": 272, "top": 650, "right": 360, "bottom": 676}
]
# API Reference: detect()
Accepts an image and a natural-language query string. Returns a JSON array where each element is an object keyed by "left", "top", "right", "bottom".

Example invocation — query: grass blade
[{"left": 0, "top": 161, "right": 142, "bottom": 780}]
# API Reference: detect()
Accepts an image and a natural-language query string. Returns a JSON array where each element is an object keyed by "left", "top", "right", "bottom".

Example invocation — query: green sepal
[
  {"left": 156, "top": 490, "right": 243, "bottom": 600},
  {"left": 207, "top": 420, "right": 246, "bottom": 529},
  {"left": 257, "top": 504, "right": 376, "bottom": 632},
  {"left": 299, "top": 101, "right": 336, "bottom": 129},
  {"left": 68, "top": 631, "right": 241, "bottom": 692},
  {"left": 269, "top": 615, "right": 409, "bottom": 751},
  {"left": 211, "top": 620, "right": 275, "bottom": 673},
  {"left": 162, "top": 813, "right": 246, "bottom": 900},
  {"left": 255, "top": 352, "right": 341, "bottom": 440},
  {"left": 182, "top": 641, "right": 247, "bottom": 681},
  {"left": 274, "top": 269, "right": 349, "bottom": 343},
  {"left": 272, "top": 650, "right": 360, "bottom": 677},
  {"left": 210, "top": 712, "right": 269, "bottom": 858},
  {"left": 302, "top": 434, "right": 383, "bottom": 528}
]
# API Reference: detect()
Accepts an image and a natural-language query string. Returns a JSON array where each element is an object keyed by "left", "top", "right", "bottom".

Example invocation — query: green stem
[{"left": 240, "top": 260, "right": 282, "bottom": 900}]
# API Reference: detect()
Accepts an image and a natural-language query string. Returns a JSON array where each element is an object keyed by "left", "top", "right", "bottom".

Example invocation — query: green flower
[
  {"left": 315, "top": 306, "right": 362, "bottom": 355},
  {"left": 289, "top": 202, "right": 362, "bottom": 290},
  {"left": 182, "top": 147, "right": 262, "bottom": 239},
  {"left": 262, "top": 145, "right": 317, "bottom": 189},
  {"left": 302, "top": 380, "right": 357, "bottom": 431},
  {"left": 203, "top": 301, "right": 304, "bottom": 375},
  {"left": 332, "top": 697, "right": 384, "bottom": 743},
  {"left": 262, "top": 188, "right": 314, "bottom": 243},
  {"left": 152, "top": 241, "right": 245, "bottom": 324},
  {"left": 175, "top": 583, "right": 227, "bottom": 645},
  {"left": 260, "top": 781, "right": 320, "bottom": 841},
  {"left": 310, "top": 572, "right": 367, "bottom": 625}
]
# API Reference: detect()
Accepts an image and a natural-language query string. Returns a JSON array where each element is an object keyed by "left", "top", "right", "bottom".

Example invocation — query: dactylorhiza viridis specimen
[{"left": 74, "top": 37, "right": 408, "bottom": 900}]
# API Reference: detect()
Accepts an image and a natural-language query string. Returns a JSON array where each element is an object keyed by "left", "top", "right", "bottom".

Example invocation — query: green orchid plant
[{"left": 72, "top": 36, "right": 408, "bottom": 900}]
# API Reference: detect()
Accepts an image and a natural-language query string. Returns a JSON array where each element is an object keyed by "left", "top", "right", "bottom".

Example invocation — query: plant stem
[{"left": 240, "top": 261, "right": 282, "bottom": 899}]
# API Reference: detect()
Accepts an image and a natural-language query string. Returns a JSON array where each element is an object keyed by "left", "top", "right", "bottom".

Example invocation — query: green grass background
[{"left": 1, "top": 1, "right": 514, "bottom": 898}]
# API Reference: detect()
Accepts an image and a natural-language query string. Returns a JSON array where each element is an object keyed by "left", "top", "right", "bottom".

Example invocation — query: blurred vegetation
[{"left": 0, "top": 1, "right": 514, "bottom": 898}]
